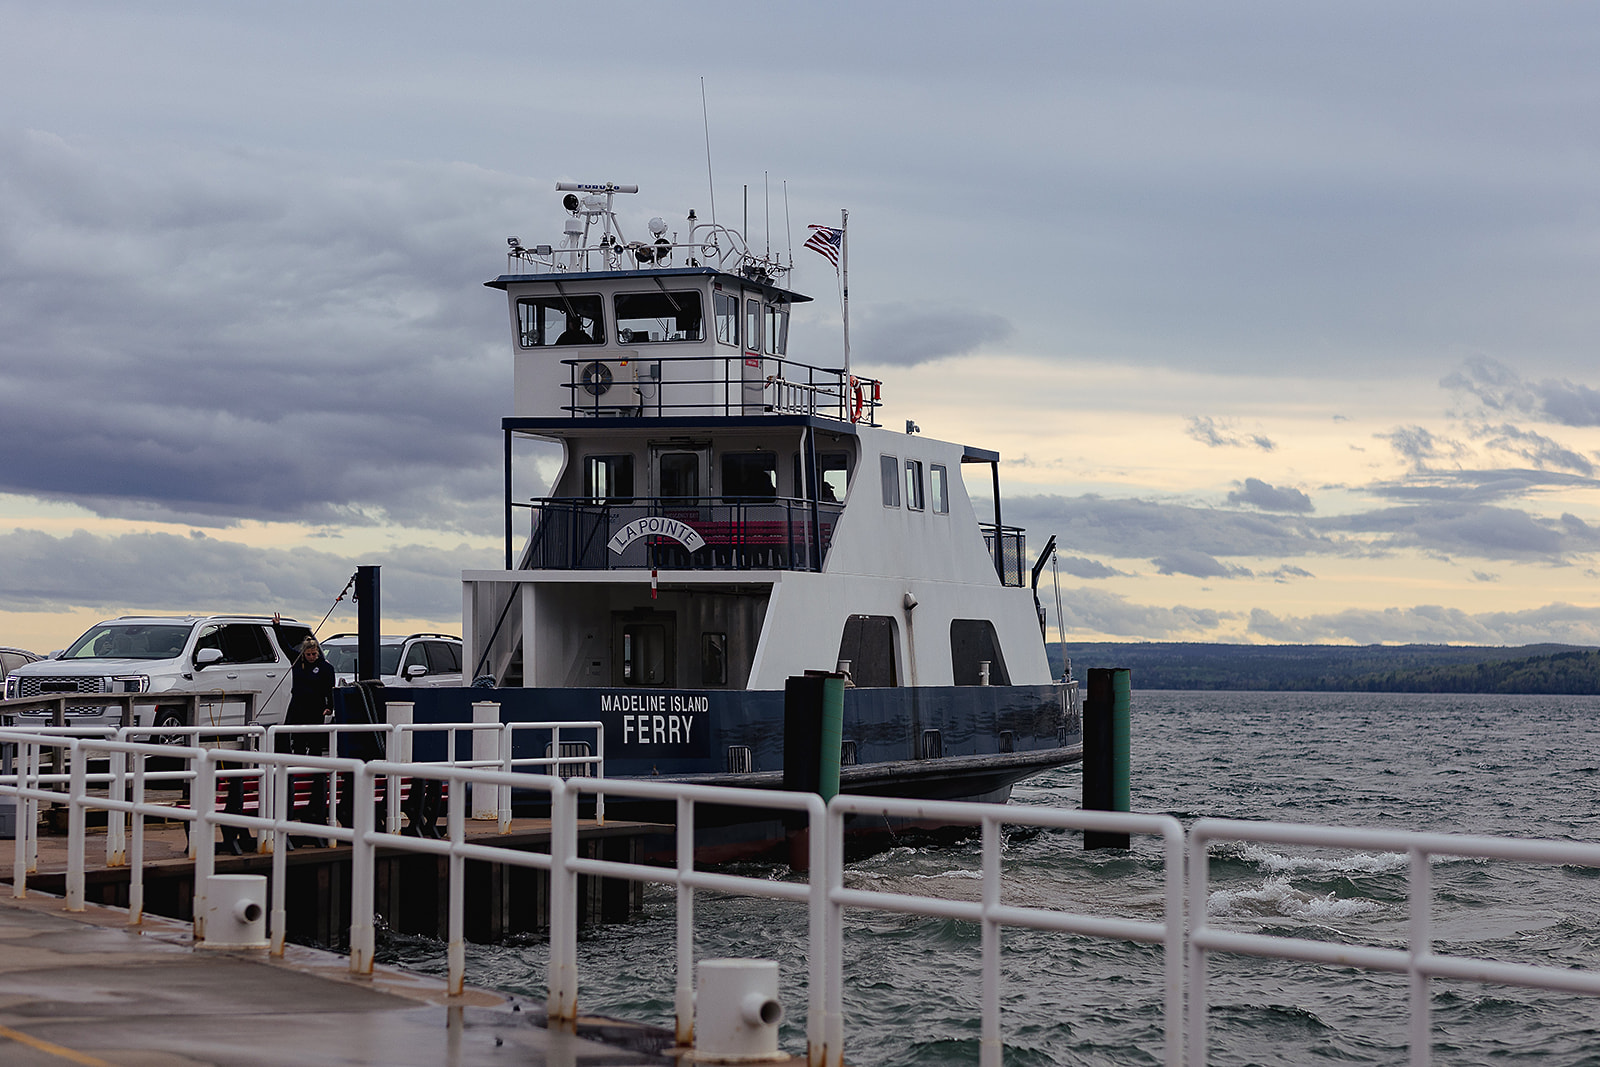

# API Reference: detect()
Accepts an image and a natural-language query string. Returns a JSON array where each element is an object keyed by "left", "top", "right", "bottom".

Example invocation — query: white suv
[
  {"left": 3, "top": 615, "right": 315, "bottom": 730},
  {"left": 320, "top": 633, "right": 463, "bottom": 687}
]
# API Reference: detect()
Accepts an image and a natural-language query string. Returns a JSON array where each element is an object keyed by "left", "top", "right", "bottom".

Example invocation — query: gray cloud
[
  {"left": 1444, "top": 356, "right": 1600, "bottom": 428},
  {"left": 1249, "top": 602, "right": 1600, "bottom": 646},
  {"left": 1055, "top": 556, "right": 1126, "bottom": 579},
  {"left": 852, "top": 302, "right": 1012, "bottom": 366},
  {"left": 1365, "top": 467, "right": 1600, "bottom": 505},
  {"left": 0, "top": 130, "right": 517, "bottom": 530},
  {"left": 1062, "top": 586, "right": 1230, "bottom": 640},
  {"left": 0, "top": 527, "right": 493, "bottom": 624},
  {"left": 1226, "top": 477, "right": 1313, "bottom": 513},
  {"left": 1186, "top": 416, "right": 1274, "bottom": 451},
  {"left": 1151, "top": 549, "right": 1253, "bottom": 580},
  {"left": 1470, "top": 421, "right": 1594, "bottom": 476},
  {"left": 1376, "top": 425, "right": 1466, "bottom": 468}
]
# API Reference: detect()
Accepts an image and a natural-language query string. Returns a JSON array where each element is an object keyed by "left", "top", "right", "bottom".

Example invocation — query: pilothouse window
[
  {"left": 614, "top": 290, "right": 703, "bottom": 343},
  {"left": 765, "top": 304, "right": 789, "bottom": 356},
  {"left": 517, "top": 295, "right": 604, "bottom": 347},
  {"left": 714, "top": 292, "right": 739, "bottom": 347},
  {"left": 722, "top": 452, "right": 778, "bottom": 500},
  {"left": 584, "top": 455, "right": 635, "bottom": 502}
]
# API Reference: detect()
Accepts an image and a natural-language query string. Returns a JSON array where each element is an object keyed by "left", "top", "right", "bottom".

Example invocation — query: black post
[
  {"left": 504, "top": 427, "right": 514, "bottom": 570},
  {"left": 1083, "top": 667, "right": 1132, "bottom": 849},
  {"left": 356, "top": 565, "right": 381, "bottom": 683},
  {"left": 990, "top": 460, "right": 1004, "bottom": 580}
]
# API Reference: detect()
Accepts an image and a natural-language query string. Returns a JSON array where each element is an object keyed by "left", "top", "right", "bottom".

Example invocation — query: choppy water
[{"left": 381, "top": 692, "right": 1600, "bottom": 1064}]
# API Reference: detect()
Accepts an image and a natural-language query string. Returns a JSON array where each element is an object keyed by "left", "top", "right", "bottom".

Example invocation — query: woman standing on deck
[{"left": 284, "top": 635, "right": 336, "bottom": 752}]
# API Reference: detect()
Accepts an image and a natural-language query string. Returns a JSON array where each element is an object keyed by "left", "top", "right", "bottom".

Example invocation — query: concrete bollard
[
  {"left": 199, "top": 874, "right": 268, "bottom": 949},
  {"left": 695, "top": 958, "right": 785, "bottom": 1062}
]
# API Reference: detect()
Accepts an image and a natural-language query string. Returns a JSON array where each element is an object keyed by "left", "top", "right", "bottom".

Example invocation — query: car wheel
[{"left": 153, "top": 710, "right": 186, "bottom": 746}]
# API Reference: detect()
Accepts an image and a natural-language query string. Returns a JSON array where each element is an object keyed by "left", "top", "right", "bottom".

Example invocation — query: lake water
[{"left": 381, "top": 691, "right": 1600, "bottom": 1064}]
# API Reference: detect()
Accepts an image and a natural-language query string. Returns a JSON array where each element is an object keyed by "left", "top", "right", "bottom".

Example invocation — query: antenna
[
  {"left": 764, "top": 172, "right": 770, "bottom": 260},
  {"left": 700, "top": 78, "right": 718, "bottom": 228},
  {"left": 783, "top": 180, "right": 793, "bottom": 269}
]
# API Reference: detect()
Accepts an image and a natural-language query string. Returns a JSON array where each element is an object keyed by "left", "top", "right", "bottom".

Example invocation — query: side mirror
[
  {"left": 195, "top": 648, "right": 224, "bottom": 668},
  {"left": 404, "top": 663, "right": 429, "bottom": 680}
]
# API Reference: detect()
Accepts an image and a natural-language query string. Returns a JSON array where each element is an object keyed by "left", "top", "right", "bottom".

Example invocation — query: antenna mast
[{"left": 700, "top": 79, "right": 717, "bottom": 228}]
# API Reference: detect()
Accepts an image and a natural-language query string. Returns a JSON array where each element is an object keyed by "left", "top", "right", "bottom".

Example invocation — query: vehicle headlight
[
  {"left": 2, "top": 677, "right": 15, "bottom": 699},
  {"left": 112, "top": 675, "right": 150, "bottom": 694}
]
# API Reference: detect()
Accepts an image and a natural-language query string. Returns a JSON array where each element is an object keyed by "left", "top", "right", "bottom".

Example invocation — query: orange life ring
[{"left": 850, "top": 377, "right": 865, "bottom": 422}]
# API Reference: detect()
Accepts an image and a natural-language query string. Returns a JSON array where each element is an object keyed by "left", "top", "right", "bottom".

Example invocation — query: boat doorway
[{"left": 612, "top": 609, "right": 676, "bottom": 686}]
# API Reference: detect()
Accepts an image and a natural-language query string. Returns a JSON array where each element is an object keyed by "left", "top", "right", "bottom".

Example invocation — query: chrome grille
[{"left": 18, "top": 676, "right": 107, "bottom": 698}]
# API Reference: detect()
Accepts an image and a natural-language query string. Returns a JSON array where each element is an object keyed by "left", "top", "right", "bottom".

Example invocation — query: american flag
[{"left": 804, "top": 225, "right": 843, "bottom": 269}]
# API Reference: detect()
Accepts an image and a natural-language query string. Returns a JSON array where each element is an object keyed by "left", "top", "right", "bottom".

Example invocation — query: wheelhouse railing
[
  {"left": 518, "top": 496, "right": 845, "bottom": 572},
  {"left": 981, "top": 523, "right": 1027, "bottom": 586},
  {"left": 559, "top": 354, "right": 881, "bottom": 426}
]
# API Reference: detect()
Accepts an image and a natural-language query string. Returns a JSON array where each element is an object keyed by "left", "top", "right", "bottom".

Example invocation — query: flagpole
[{"left": 841, "top": 208, "right": 851, "bottom": 380}]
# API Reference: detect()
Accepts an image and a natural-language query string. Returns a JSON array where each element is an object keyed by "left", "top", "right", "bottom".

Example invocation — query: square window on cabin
[
  {"left": 517, "top": 295, "right": 604, "bottom": 347},
  {"left": 930, "top": 464, "right": 949, "bottom": 514},
  {"left": 658, "top": 453, "right": 700, "bottom": 498},
  {"left": 905, "top": 459, "right": 925, "bottom": 511},
  {"left": 701, "top": 632, "right": 728, "bottom": 686},
  {"left": 880, "top": 455, "right": 900, "bottom": 508},
  {"left": 584, "top": 454, "right": 635, "bottom": 502},
  {"left": 792, "top": 452, "right": 850, "bottom": 504},
  {"left": 722, "top": 452, "right": 778, "bottom": 501},
  {"left": 744, "top": 299, "right": 763, "bottom": 353},
  {"left": 714, "top": 291, "right": 739, "bottom": 347},
  {"left": 614, "top": 290, "right": 703, "bottom": 344},
  {"left": 765, "top": 304, "right": 790, "bottom": 356}
]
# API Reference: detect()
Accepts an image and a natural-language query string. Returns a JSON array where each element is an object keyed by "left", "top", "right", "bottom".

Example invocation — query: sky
[{"left": 4, "top": 1, "right": 1600, "bottom": 651}]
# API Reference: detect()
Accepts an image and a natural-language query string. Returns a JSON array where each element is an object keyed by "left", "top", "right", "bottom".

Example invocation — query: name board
[
  {"left": 607, "top": 517, "right": 706, "bottom": 555},
  {"left": 599, "top": 691, "right": 710, "bottom": 757}
]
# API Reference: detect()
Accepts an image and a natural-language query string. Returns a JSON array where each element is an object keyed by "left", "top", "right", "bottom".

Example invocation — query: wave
[{"left": 1208, "top": 874, "right": 1388, "bottom": 922}]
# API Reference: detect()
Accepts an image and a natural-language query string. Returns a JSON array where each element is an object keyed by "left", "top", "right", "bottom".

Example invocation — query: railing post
[
  {"left": 270, "top": 760, "right": 288, "bottom": 956},
  {"left": 129, "top": 749, "right": 146, "bottom": 924},
  {"left": 805, "top": 794, "right": 828, "bottom": 1067},
  {"left": 65, "top": 741, "right": 86, "bottom": 911},
  {"left": 979, "top": 815, "right": 1001, "bottom": 1067},
  {"left": 349, "top": 765, "right": 376, "bottom": 976},
  {"left": 824, "top": 796, "right": 845, "bottom": 1067},
  {"left": 547, "top": 779, "right": 578, "bottom": 1026},
  {"left": 192, "top": 752, "right": 217, "bottom": 941},
  {"left": 498, "top": 722, "right": 512, "bottom": 833},
  {"left": 675, "top": 794, "right": 695, "bottom": 1048},
  {"left": 1409, "top": 845, "right": 1433, "bottom": 1067},
  {"left": 1186, "top": 824, "right": 1211, "bottom": 1066},
  {"left": 471, "top": 701, "right": 499, "bottom": 821},
  {"left": 107, "top": 747, "right": 127, "bottom": 867},
  {"left": 447, "top": 769, "right": 465, "bottom": 996}
]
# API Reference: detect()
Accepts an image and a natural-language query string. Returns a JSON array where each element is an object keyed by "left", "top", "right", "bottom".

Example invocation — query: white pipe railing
[{"left": 6, "top": 726, "right": 1600, "bottom": 1066}]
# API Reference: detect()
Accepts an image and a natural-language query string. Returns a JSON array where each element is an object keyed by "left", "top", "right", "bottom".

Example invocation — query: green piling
[
  {"left": 1084, "top": 667, "right": 1132, "bottom": 849},
  {"left": 818, "top": 674, "right": 844, "bottom": 802}
]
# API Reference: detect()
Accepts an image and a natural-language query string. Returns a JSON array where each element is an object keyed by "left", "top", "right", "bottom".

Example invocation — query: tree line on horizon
[{"left": 1053, "top": 642, "right": 1600, "bottom": 694}]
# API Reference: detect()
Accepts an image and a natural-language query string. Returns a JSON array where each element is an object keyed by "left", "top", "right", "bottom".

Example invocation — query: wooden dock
[{"left": 0, "top": 812, "right": 671, "bottom": 945}]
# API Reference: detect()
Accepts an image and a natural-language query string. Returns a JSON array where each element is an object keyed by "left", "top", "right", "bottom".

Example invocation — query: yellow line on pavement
[{"left": 0, "top": 1024, "right": 113, "bottom": 1066}]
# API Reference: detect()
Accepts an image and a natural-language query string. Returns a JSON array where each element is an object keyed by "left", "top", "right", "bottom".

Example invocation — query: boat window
[
  {"left": 744, "top": 298, "right": 762, "bottom": 352},
  {"left": 905, "top": 459, "right": 925, "bottom": 512},
  {"left": 950, "top": 619, "right": 1011, "bottom": 686},
  {"left": 721, "top": 451, "right": 777, "bottom": 500},
  {"left": 701, "top": 632, "right": 727, "bottom": 686},
  {"left": 930, "top": 464, "right": 949, "bottom": 514},
  {"left": 621, "top": 623, "right": 671, "bottom": 686},
  {"left": 517, "top": 294, "right": 604, "bottom": 347},
  {"left": 584, "top": 454, "right": 635, "bottom": 502},
  {"left": 837, "top": 614, "right": 898, "bottom": 688},
  {"left": 793, "top": 451, "right": 850, "bottom": 503},
  {"left": 714, "top": 291, "right": 739, "bottom": 347},
  {"left": 659, "top": 452, "right": 699, "bottom": 498},
  {"left": 880, "top": 455, "right": 900, "bottom": 508},
  {"left": 765, "top": 303, "right": 790, "bottom": 356},
  {"left": 614, "top": 290, "right": 704, "bottom": 344}
]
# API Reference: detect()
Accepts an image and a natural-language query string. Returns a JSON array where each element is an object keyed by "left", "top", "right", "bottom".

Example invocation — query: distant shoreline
[{"left": 1056, "top": 642, "right": 1600, "bottom": 695}]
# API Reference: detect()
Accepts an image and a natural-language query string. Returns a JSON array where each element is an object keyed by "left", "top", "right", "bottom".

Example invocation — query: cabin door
[
  {"left": 741, "top": 294, "right": 766, "bottom": 414},
  {"left": 612, "top": 610, "right": 676, "bottom": 687}
]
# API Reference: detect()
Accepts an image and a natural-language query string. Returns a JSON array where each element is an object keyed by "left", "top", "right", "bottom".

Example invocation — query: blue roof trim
[
  {"left": 485, "top": 267, "right": 812, "bottom": 303},
  {"left": 502, "top": 414, "right": 859, "bottom": 434}
]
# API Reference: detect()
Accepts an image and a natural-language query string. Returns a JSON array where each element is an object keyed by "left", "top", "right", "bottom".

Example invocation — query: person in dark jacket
[{"left": 281, "top": 635, "right": 337, "bottom": 839}]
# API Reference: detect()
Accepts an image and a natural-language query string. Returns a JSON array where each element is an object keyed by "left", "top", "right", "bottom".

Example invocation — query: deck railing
[
  {"left": 518, "top": 495, "right": 844, "bottom": 572},
  {"left": 980, "top": 523, "right": 1027, "bottom": 586},
  {"left": 559, "top": 353, "right": 881, "bottom": 426},
  {"left": 6, "top": 729, "right": 1600, "bottom": 1066}
]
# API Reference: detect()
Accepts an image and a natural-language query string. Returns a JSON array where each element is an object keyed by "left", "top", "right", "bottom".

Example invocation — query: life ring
[{"left": 850, "top": 376, "right": 865, "bottom": 422}]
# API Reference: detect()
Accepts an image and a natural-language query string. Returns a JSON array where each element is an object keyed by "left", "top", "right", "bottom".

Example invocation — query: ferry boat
[{"left": 405, "top": 181, "right": 1081, "bottom": 854}]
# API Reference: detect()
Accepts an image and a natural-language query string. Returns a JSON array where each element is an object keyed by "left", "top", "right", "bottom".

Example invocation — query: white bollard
[
  {"left": 694, "top": 958, "right": 785, "bottom": 1062},
  {"left": 471, "top": 701, "right": 499, "bottom": 820},
  {"left": 199, "top": 874, "right": 268, "bottom": 949}
]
